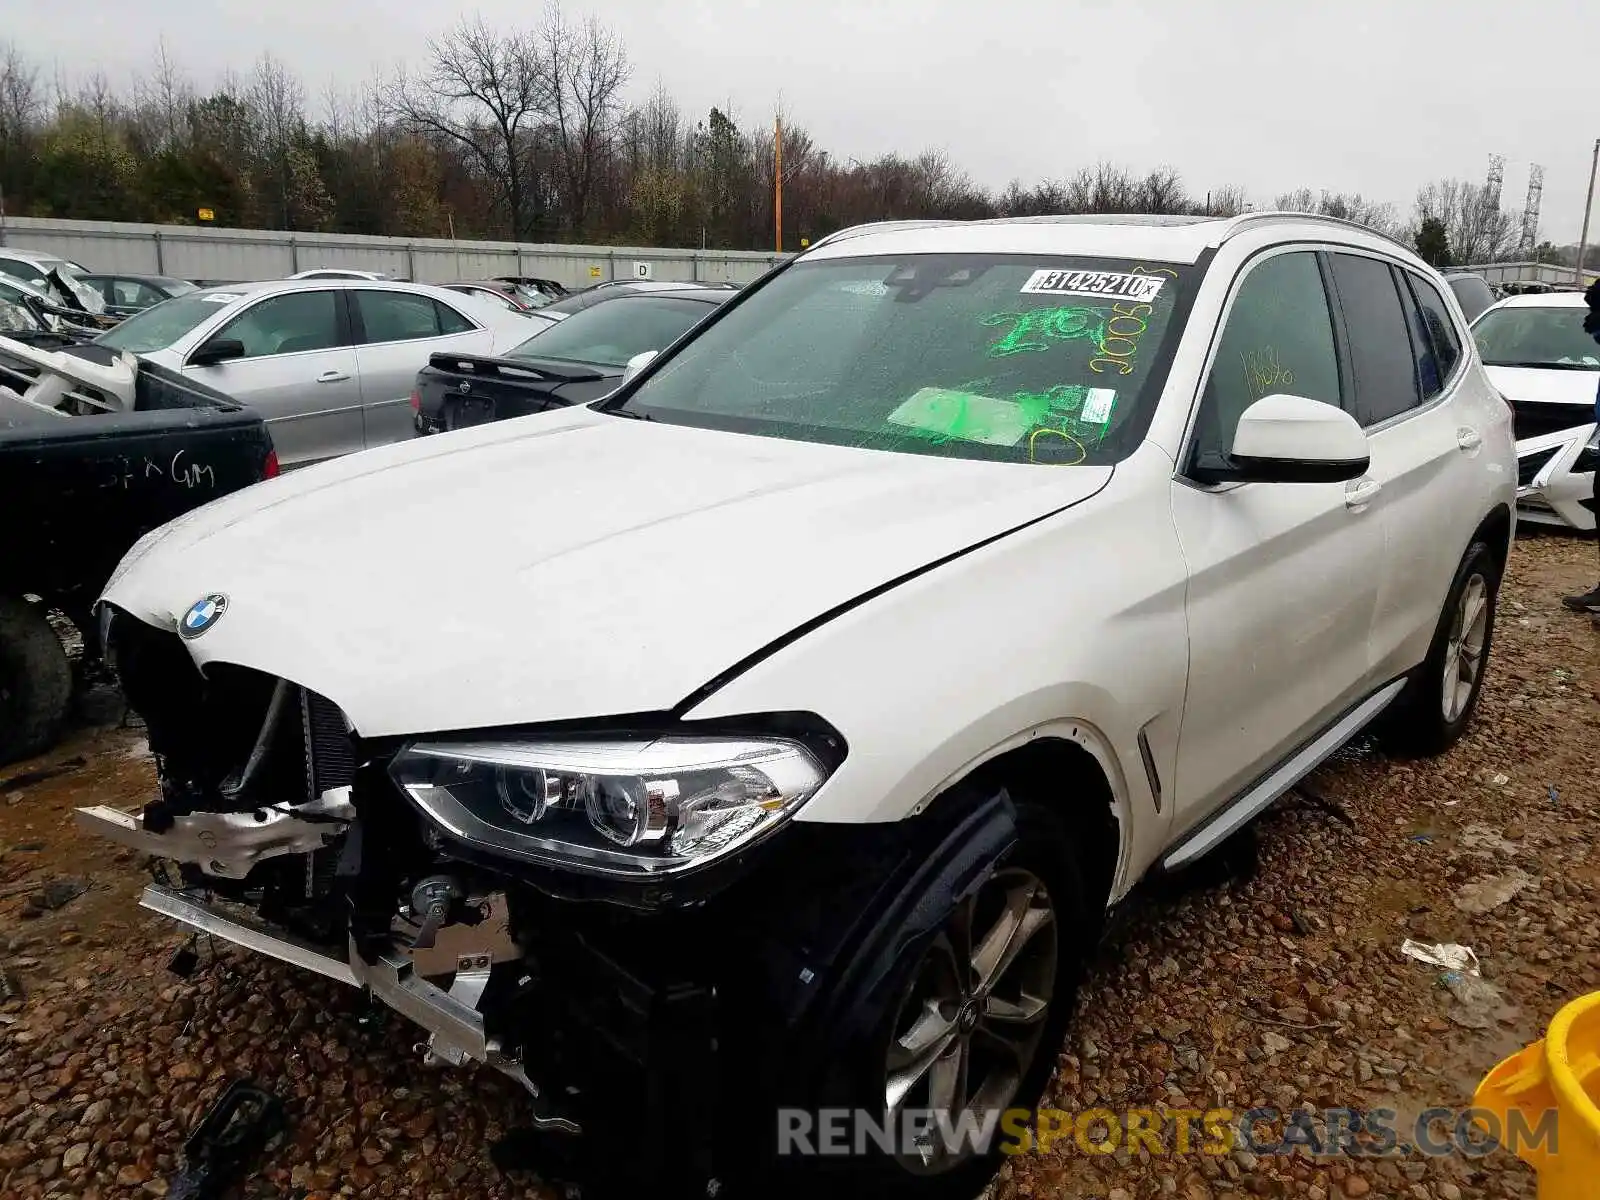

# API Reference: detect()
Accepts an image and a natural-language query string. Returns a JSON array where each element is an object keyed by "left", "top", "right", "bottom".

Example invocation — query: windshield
[
  {"left": 610, "top": 254, "right": 1188, "bottom": 465},
  {"left": 1472, "top": 305, "right": 1600, "bottom": 370},
  {"left": 508, "top": 296, "right": 715, "bottom": 368},
  {"left": 96, "top": 291, "right": 240, "bottom": 353}
]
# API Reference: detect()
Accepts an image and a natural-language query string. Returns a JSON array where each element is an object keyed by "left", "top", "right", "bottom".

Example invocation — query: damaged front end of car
[{"left": 76, "top": 606, "right": 933, "bottom": 1196}]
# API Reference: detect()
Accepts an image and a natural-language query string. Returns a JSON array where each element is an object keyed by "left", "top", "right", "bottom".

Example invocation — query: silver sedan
[{"left": 95, "top": 279, "right": 536, "bottom": 467}]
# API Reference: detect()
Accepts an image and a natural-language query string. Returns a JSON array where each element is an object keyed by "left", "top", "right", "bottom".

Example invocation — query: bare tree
[
  {"left": 1135, "top": 166, "right": 1189, "bottom": 214},
  {"left": 130, "top": 39, "right": 192, "bottom": 152},
  {"left": 387, "top": 16, "right": 549, "bottom": 238},
  {"left": 539, "top": 6, "right": 630, "bottom": 234},
  {"left": 1415, "top": 178, "right": 1519, "bottom": 264},
  {"left": 1274, "top": 187, "right": 1399, "bottom": 235},
  {"left": 251, "top": 53, "right": 307, "bottom": 228}
]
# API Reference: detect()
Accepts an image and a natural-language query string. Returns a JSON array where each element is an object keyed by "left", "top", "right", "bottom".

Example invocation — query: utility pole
[
  {"left": 1577, "top": 138, "right": 1600, "bottom": 286},
  {"left": 774, "top": 116, "right": 784, "bottom": 256}
]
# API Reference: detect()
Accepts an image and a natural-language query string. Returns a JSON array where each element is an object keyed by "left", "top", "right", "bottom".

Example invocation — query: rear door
[
  {"left": 183, "top": 289, "right": 363, "bottom": 467},
  {"left": 1325, "top": 253, "right": 1473, "bottom": 681},
  {"left": 349, "top": 290, "right": 494, "bottom": 449}
]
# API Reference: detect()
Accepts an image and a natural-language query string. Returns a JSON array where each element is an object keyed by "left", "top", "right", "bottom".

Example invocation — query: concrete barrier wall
[{"left": 0, "top": 216, "right": 788, "bottom": 288}]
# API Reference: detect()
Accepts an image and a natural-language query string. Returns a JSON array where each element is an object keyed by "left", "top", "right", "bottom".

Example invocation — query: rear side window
[
  {"left": 356, "top": 291, "right": 472, "bottom": 342},
  {"left": 1402, "top": 273, "right": 1463, "bottom": 400},
  {"left": 1329, "top": 253, "right": 1422, "bottom": 427}
]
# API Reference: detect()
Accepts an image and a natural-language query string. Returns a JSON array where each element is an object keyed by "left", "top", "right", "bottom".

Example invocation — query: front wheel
[
  {"left": 756, "top": 799, "right": 1093, "bottom": 1199},
  {"left": 1380, "top": 540, "right": 1501, "bottom": 756},
  {"left": 0, "top": 596, "right": 73, "bottom": 766}
]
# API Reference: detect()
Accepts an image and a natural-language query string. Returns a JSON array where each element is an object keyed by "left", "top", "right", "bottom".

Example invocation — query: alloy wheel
[
  {"left": 1442, "top": 573, "right": 1489, "bottom": 723},
  {"left": 884, "top": 867, "right": 1057, "bottom": 1174}
]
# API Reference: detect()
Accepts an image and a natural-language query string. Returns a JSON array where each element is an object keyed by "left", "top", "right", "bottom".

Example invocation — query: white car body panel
[
  {"left": 1473, "top": 292, "right": 1599, "bottom": 531},
  {"left": 101, "top": 404, "right": 1111, "bottom": 737},
  {"left": 1482, "top": 364, "right": 1597, "bottom": 531},
  {"left": 99, "top": 213, "right": 1518, "bottom": 900}
]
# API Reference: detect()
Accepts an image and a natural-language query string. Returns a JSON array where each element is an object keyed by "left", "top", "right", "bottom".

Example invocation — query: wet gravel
[{"left": 2, "top": 532, "right": 1597, "bottom": 1199}]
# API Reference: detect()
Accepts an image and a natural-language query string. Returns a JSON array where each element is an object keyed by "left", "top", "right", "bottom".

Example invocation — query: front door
[
  {"left": 1170, "top": 248, "right": 1386, "bottom": 825},
  {"left": 185, "top": 289, "right": 363, "bottom": 467}
]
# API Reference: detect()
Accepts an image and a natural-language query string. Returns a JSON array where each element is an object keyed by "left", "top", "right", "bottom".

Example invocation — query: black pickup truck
[
  {"left": 0, "top": 332, "right": 277, "bottom": 764},
  {"left": 413, "top": 287, "right": 730, "bottom": 432}
]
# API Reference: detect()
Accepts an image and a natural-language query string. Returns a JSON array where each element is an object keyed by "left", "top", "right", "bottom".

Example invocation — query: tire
[
  {"left": 0, "top": 596, "right": 73, "bottom": 766},
  {"left": 755, "top": 799, "right": 1094, "bottom": 1200},
  {"left": 1380, "top": 540, "right": 1501, "bottom": 757}
]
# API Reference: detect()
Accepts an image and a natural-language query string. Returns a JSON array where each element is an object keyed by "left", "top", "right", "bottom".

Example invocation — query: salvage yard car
[
  {"left": 413, "top": 286, "right": 731, "bottom": 433},
  {"left": 0, "top": 332, "right": 276, "bottom": 764},
  {"left": 93, "top": 279, "right": 534, "bottom": 467},
  {"left": 79, "top": 212, "right": 1514, "bottom": 1198},
  {"left": 1470, "top": 291, "right": 1599, "bottom": 530}
]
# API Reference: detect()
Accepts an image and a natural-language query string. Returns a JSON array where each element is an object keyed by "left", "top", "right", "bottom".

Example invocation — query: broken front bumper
[
  {"left": 136, "top": 882, "right": 580, "bottom": 1133},
  {"left": 1515, "top": 424, "right": 1598, "bottom": 531}
]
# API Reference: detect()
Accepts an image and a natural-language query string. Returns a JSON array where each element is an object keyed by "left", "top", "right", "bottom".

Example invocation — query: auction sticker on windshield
[{"left": 1020, "top": 269, "right": 1166, "bottom": 303}]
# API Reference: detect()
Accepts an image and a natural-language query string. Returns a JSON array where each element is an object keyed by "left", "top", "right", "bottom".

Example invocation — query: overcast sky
[{"left": 8, "top": 0, "right": 1597, "bottom": 241}]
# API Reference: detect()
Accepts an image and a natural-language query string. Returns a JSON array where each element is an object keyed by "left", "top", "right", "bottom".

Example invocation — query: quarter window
[
  {"left": 214, "top": 291, "right": 342, "bottom": 358},
  {"left": 1402, "top": 272, "right": 1462, "bottom": 400},
  {"left": 1329, "top": 253, "right": 1423, "bottom": 426},
  {"left": 1190, "top": 251, "right": 1342, "bottom": 471}
]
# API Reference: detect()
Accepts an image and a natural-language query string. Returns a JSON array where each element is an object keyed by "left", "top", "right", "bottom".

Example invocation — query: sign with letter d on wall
[{"left": 632, "top": 261, "right": 653, "bottom": 281}]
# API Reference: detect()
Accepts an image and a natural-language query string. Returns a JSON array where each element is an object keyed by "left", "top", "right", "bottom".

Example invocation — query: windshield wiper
[{"left": 602, "top": 405, "right": 652, "bottom": 420}]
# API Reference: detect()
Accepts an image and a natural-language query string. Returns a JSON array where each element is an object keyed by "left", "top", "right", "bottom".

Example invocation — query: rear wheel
[
  {"left": 1380, "top": 541, "right": 1500, "bottom": 756},
  {"left": 0, "top": 596, "right": 73, "bottom": 766}
]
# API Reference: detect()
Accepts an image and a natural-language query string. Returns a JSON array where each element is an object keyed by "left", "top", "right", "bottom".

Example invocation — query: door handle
[
  {"left": 316, "top": 370, "right": 350, "bottom": 384},
  {"left": 1456, "top": 426, "right": 1482, "bottom": 452},
  {"left": 1344, "top": 477, "right": 1381, "bottom": 509}
]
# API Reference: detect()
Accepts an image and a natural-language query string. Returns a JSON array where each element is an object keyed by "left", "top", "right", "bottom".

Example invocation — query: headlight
[{"left": 391, "top": 736, "right": 828, "bottom": 877}]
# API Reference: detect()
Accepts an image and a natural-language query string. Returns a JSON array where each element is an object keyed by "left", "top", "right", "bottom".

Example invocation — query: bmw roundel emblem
[{"left": 179, "top": 593, "right": 228, "bottom": 639}]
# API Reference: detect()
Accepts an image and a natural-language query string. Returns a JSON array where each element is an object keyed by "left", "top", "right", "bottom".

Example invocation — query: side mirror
[
  {"left": 622, "top": 349, "right": 658, "bottom": 383},
  {"left": 189, "top": 338, "right": 246, "bottom": 367},
  {"left": 1229, "top": 393, "right": 1369, "bottom": 483}
]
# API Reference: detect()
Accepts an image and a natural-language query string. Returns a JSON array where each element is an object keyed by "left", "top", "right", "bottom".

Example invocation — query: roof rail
[
  {"left": 803, "top": 220, "right": 961, "bottom": 253},
  {"left": 1221, "top": 210, "right": 1418, "bottom": 257}
]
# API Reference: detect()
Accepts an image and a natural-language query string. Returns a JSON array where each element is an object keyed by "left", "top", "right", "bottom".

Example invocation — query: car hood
[
  {"left": 1483, "top": 364, "right": 1600, "bottom": 407},
  {"left": 103, "top": 406, "right": 1110, "bottom": 735}
]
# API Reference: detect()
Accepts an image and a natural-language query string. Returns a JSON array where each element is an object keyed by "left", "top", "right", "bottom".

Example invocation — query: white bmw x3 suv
[{"left": 81, "top": 212, "right": 1514, "bottom": 1199}]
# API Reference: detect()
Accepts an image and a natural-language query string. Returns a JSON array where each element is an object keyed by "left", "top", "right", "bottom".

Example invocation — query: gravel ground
[{"left": 1, "top": 532, "right": 1597, "bottom": 1200}]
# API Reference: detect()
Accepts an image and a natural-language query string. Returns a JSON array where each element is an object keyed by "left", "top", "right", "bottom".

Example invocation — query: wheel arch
[
  {"left": 919, "top": 722, "right": 1130, "bottom": 914},
  {"left": 1472, "top": 502, "right": 1514, "bottom": 575}
]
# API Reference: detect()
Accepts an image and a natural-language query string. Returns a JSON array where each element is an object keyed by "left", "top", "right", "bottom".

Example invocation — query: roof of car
[
  {"left": 79, "top": 272, "right": 190, "bottom": 287},
  {"left": 804, "top": 211, "right": 1421, "bottom": 267},
  {"left": 191, "top": 278, "right": 475, "bottom": 303},
  {"left": 606, "top": 288, "right": 729, "bottom": 304},
  {"left": 0, "top": 248, "right": 70, "bottom": 263},
  {"left": 1484, "top": 291, "right": 1589, "bottom": 309}
]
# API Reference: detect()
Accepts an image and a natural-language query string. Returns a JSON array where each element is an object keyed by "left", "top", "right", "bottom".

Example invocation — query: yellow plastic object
[{"left": 1473, "top": 991, "right": 1600, "bottom": 1197}]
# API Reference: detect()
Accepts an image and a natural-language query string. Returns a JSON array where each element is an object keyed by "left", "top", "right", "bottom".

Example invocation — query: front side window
[
  {"left": 1190, "top": 251, "right": 1341, "bottom": 471},
  {"left": 1471, "top": 305, "right": 1600, "bottom": 371},
  {"left": 510, "top": 296, "right": 716, "bottom": 368},
  {"left": 214, "top": 291, "right": 342, "bottom": 358},
  {"left": 355, "top": 290, "right": 469, "bottom": 342},
  {"left": 609, "top": 255, "right": 1191, "bottom": 465},
  {"left": 1329, "top": 253, "right": 1423, "bottom": 426}
]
